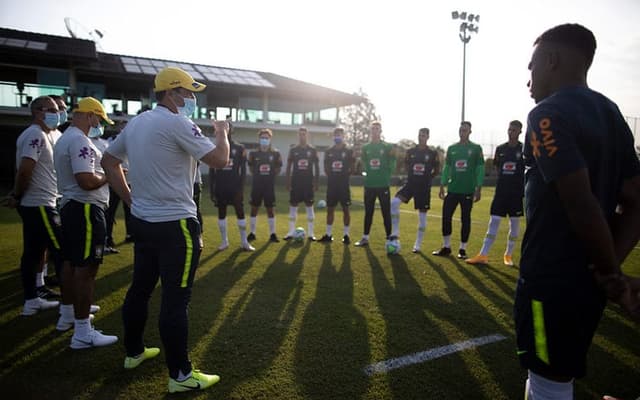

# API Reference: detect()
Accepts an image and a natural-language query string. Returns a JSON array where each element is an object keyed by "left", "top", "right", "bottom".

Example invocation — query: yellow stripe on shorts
[
  {"left": 84, "top": 203, "right": 92, "bottom": 259},
  {"left": 39, "top": 206, "right": 61, "bottom": 250},
  {"left": 531, "top": 299, "right": 550, "bottom": 365},
  {"left": 180, "top": 219, "right": 193, "bottom": 288}
]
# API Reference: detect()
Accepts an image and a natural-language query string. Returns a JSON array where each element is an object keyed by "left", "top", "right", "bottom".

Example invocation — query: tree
[{"left": 339, "top": 88, "right": 380, "bottom": 148}]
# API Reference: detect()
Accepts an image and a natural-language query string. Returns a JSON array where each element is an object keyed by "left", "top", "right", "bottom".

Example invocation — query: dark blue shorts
[
  {"left": 490, "top": 193, "right": 523, "bottom": 217},
  {"left": 60, "top": 200, "right": 106, "bottom": 266},
  {"left": 396, "top": 183, "right": 431, "bottom": 210}
]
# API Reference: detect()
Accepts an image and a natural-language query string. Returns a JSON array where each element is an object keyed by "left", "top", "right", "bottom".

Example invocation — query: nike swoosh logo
[
  {"left": 177, "top": 381, "right": 201, "bottom": 390},
  {"left": 517, "top": 350, "right": 527, "bottom": 355},
  {"left": 73, "top": 338, "right": 93, "bottom": 346}
]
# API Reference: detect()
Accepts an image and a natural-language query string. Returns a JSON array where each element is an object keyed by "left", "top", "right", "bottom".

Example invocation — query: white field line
[{"left": 363, "top": 334, "right": 507, "bottom": 376}]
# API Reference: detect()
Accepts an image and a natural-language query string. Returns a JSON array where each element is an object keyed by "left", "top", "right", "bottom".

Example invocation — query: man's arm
[
  {"left": 101, "top": 152, "right": 131, "bottom": 207},
  {"left": 200, "top": 121, "right": 229, "bottom": 169},
  {"left": 610, "top": 175, "right": 640, "bottom": 263}
]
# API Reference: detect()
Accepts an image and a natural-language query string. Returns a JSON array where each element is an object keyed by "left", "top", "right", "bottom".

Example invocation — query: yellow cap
[
  {"left": 154, "top": 67, "right": 206, "bottom": 93},
  {"left": 73, "top": 97, "right": 114, "bottom": 125}
]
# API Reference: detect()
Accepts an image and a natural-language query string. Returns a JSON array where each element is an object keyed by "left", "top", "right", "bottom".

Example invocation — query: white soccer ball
[
  {"left": 316, "top": 199, "right": 327, "bottom": 209},
  {"left": 386, "top": 238, "right": 401, "bottom": 255},
  {"left": 293, "top": 227, "right": 306, "bottom": 242}
]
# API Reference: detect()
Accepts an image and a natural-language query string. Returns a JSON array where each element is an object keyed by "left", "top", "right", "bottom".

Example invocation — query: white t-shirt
[
  {"left": 106, "top": 106, "right": 215, "bottom": 222},
  {"left": 54, "top": 126, "right": 109, "bottom": 209},
  {"left": 91, "top": 137, "right": 109, "bottom": 154},
  {"left": 15, "top": 124, "right": 61, "bottom": 207}
]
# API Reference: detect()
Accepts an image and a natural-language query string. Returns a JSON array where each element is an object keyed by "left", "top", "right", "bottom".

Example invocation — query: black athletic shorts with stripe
[
  {"left": 514, "top": 276, "right": 606, "bottom": 378},
  {"left": 60, "top": 200, "right": 106, "bottom": 266},
  {"left": 490, "top": 192, "right": 524, "bottom": 217}
]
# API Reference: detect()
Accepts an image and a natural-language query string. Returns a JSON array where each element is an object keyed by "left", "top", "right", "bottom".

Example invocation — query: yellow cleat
[
  {"left": 168, "top": 370, "right": 220, "bottom": 393},
  {"left": 503, "top": 255, "right": 515, "bottom": 266},
  {"left": 124, "top": 347, "right": 160, "bottom": 369},
  {"left": 465, "top": 254, "right": 489, "bottom": 265}
]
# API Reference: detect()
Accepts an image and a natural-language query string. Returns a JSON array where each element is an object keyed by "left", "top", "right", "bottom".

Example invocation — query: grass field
[{"left": 1, "top": 185, "right": 639, "bottom": 400}]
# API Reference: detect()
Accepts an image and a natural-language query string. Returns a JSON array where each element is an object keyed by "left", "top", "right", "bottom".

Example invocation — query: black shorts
[
  {"left": 214, "top": 186, "right": 244, "bottom": 208},
  {"left": 514, "top": 277, "right": 606, "bottom": 378},
  {"left": 326, "top": 181, "right": 351, "bottom": 208},
  {"left": 250, "top": 183, "right": 275, "bottom": 208},
  {"left": 60, "top": 200, "right": 106, "bottom": 266},
  {"left": 396, "top": 183, "right": 431, "bottom": 210},
  {"left": 290, "top": 180, "right": 314, "bottom": 205},
  {"left": 490, "top": 193, "right": 523, "bottom": 217}
]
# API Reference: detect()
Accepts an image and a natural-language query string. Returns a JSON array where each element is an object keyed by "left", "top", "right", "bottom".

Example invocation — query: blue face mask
[
  {"left": 58, "top": 109, "right": 68, "bottom": 126},
  {"left": 43, "top": 112, "right": 60, "bottom": 129},
  {"left": 88, "top": 125, "right": 104, "bottom": 138},
  {"left": 334, "top": 136, "right": 343, "bottom": 144},
  {"left": 259, "top": 137, "right": 270, "bottom": 147},
  {"left": 178, "top": 97, "right": 197, "bottom": 117}
]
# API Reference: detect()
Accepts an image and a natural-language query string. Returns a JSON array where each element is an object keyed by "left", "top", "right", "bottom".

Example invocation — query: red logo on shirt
[
  {"left": 413, "top": 163, "right": 425, "bottom": 174},
  {"left": 455, "top": 160, "right": 468, "bottom": 169},
  {"left": 297, "top": 159, "right": 309, "bottom": 169},
  {"left": 370, "top": 159, "right": 380, "bottom": 168},
  {"left": 332, "top": 161, "right": 343, "bottom": 171},
  {"left": 259, "top": 164, "right": 271, "bottom": 174}
]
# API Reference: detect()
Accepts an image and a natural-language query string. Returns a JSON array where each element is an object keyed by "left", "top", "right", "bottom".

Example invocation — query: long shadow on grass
[
  {"left": 293, "top": 242, "right": 370, "bottom": 399},
  {"left": 201, "top": 240, "right": 306, "bottom": 398},
  {"left": 421, "top": 254, "right": 520, "bottom": 398}
]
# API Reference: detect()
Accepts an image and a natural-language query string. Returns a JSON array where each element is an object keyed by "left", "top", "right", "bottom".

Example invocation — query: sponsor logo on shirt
[
  {"left": 259, "top": 164, "right": 271, "bottom": 174},
  {"left": 332, "top": 160, "right": 343, "bottom": 172},
  {"left": 191, "top": 124, "right": 202, "bottom": 137},
  {"left": 530, "top": 117, "right": 557, "bottom": 158},
  {"left": 502, "top": 161, "right": 517, "bottom": 174},
  {"left": 30, "top": 138, "right": 40, "bottom": 149},
  {"left": 412, "top": 163, "right": 425, "bottom": 175},
  {"left": 455, "top": 159, "right": 468, "bottom": 171},
  {"left": 370, "top": 158, "right": 381, "bottom": 169},
  {"left": 297, "top": 159, "right": 309, "bottom": 170}
]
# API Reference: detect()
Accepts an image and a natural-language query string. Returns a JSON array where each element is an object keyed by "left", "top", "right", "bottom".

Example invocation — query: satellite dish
[{"left": 64, "top": 17, "right": 104, "bottom": 50}]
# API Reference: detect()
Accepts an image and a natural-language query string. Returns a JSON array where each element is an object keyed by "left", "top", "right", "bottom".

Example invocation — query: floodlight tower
[{"left": 451, "top": 11, "right": 480, "bottom": 122}]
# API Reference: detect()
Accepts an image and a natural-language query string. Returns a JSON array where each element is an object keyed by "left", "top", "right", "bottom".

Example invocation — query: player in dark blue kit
[
  {"left": 514, "top": 24, "right": 640, "bottom": 399},
  {"left": 390, "top": 128, "right": 439, "bottom": 253},
  {"left": 318, "top": 127, "right": 354, "bottom": 244},
  {"left": 209, "top": 123, "right": 253, "bottom": 251},
  {"left": 466, "top": 120, "right": 524, "bottom": 266}
]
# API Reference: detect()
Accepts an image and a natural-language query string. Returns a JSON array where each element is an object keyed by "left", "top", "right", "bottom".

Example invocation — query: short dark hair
[
  {"left": 509, "top": 120, "right": 523, "bottom": 129},
  {"left": 29, "top": 96, "right": 54, "bottom": 115},
  {"left": 461, "top": 121, "right": 472, "bottom": 129},
  {"left": 419, "top": 127, "right": 430, "bottom": 135},
  {"left": 333, "top": 127, "right": 344, "bottom": 134},
  {"left": 534, "top": 23, "right": 596, "bottom": 69}
]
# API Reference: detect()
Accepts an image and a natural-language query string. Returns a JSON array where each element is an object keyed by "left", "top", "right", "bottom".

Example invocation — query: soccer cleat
[
  {"left": 457, "top": 249, "right": 468, "bottom": 260},
  {"left": 318, "top": 234, "right": 333, "bottom": 242},
  {"left": 56, "top": 313, "right": 94, "bottom": 332},
  {"left": 503, "top": 255, "right": 515, "bottom": 266},
  {"left": 90, "top": 304, "right": 101, "bottom": 314},
  {"left": 342, "top": 235, "right": 350, "bottom": 245},
  {"left": 22, "top": 297, "right": 60, "bottom": 316},
  {"left": 124, "top": 347, "right": 161, "bottom": 369},
  {"left": 241, "top": 243, "right": 255, "bottom": 252},
  {"left": 269, "top": 233, "right": 280, "bottom": 243},
  {"left": 466, "top": 254, "right": 489, "bottom": 265},
  {"left": 247, "top": 232, "right": 256, "bottom": 242},
  {"left": 168, "top": 370, "right": 220, "bottom": 393},
  {"left": 36, "top": 285, "right": 60, "bottom": 299},
  {"left": 431, "top": 247, "right": 452, "bottom": 257},
  {"left": 412, "top": 246, "right": 420, "bottom": 253},
  {"left": 70, "top": 328, "right": 118, "bottom": 349},
  {"left": 307, "top": 236, "right": 317, "bottom": 242},
  {"left": 217, "top": 242, "right": 229, "bottom": 251},
  {"left": 354, "top": 237, "right": 369, "bottom": 247}
]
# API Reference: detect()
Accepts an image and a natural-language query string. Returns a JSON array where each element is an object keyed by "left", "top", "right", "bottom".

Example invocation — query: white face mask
[
  {"left": 43, "top": 112, "right": 60, "bottom": 129},
  {"left": 259, "top": 137, "right": 270, "bottom": 147},
  {"left": 178, "top": 97, "right": 197, "bottom": 117},
  {"left": 88, "top": 125, "right": 104, "bottom": 138}
]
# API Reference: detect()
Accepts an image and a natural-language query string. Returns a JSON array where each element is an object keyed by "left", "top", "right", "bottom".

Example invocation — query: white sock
[
  {"left": 43, "top": 263, "right": 48, "bottom": 277},
  {"left": 362, "top": 234, "right": 369, "bottom": 240},
  {"left": 250, "top": 216, "right": 257, "bottom": 234},
  {"left": 74, "top": 318, "right": 92, "bottom": 337},
  {"left": 218, "top": 218, "right": 228, "bottom": 243},
  {"left": 288, "top": 206, "right": 298, "bottom": 234},
  {"left": 415, "top": 211, "right": 427, "bottom": 247},
  {"left": 60, "top": 303, "right": 74, "bottom": 320},
  {"left": 326, "top": 224, "right": 333, "bottom": 236},
  {"left": 506, "top": 217, "right": 520, "bottom": 256},
  {"left": 268, "top": 217, "right": 276, "bottom": 235},
  {"left": 526, "top": 370, "right": 573, "bottom": 400},
  {"left": 480, "top": 215, "right": 502, "bottom": 255},
  {"left": 390, "top": 197, "right": 402, "bottom": 237},
  {"left": 36, "top": 272, "right": 45, "bottom": 287},
  {"left": 443, "top": 235, "right": 451, "bottom": 248},
  {"left": 460, "top": 242, "right": 467, "bottom": 250},
  {"left": 238, "top": 219, "right": 248, "bottom": 244},
  {"left": 306, "top": 206, "right": 315, "bottom": 236},
  {"left": 344, "top": 225, "right": 350, "bottom": 236}
]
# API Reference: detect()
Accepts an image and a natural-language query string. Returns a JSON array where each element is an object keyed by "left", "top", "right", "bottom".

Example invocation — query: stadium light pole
[{"left": 451, "top": 11, "right": 480, "bottom": 122}]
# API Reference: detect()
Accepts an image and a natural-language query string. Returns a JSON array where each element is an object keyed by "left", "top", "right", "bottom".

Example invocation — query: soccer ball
[
  {"left": 293, "top": 227, "right": 306, "bottom": 242},
  {"left": 316, "top": 199, "right": 327, "bottom": 209},
  {"left": 386, "top": 238, "right": 401, "bottom": 255}
]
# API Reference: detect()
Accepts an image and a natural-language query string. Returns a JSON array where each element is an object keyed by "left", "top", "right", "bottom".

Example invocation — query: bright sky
[{"left": 1, "top": 0, "right": 639, "bottom": 151}]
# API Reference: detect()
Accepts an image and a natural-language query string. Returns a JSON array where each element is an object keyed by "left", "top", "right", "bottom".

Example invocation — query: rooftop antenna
[{"left": 64, "top": 17, "right": 104, "bottom": 51}]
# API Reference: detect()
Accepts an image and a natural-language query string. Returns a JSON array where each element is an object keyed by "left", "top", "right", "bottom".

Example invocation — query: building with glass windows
[{"left": 0, "top": 27, "right": 364, "bottom": 188}]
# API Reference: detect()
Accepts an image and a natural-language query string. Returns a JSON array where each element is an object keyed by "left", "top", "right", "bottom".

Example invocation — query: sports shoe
[
  {"left": 70, "top": 328, "right": 118, "bottom": 349},
  {"left": 457, "top": 249, "right": 468, "bottom": 259},
  {"left": 307, "top": 236, "right": 317, "bottom": 242},
  {"left": 241, "top": 242, "right": 255, "bottom": 252},
  {"left": 168, "top": 370, "right": 221, "bottom": 393},
  {"left": 22, "top": 297, "right": 60, "bottom": 316},
  {"left": 124, "top": 347, "right": 161, "bottom": 369},
  {"left": 466, "top": 254, "right": 489, "bottom": 265},
  {"left": 412, "top": 246, "right": 420, "bottom": 253},
  {"left": 247, "top": 232, "right": 256, "bottom": 242},
  {"left": 198, "top": 236, "right": 204, "bottom": 250},
  {"left": 503, "top": 255, "right": 515, "bottom": 266},
  {"left": 269, "top": 233, "right": 280, "bottom": 243},
  {"left": 36, "top": 285, "right": 60, "bottom": 299},
  {"left": 90, "top": 304, "right": 101, "bottom": 314},
  {"left": 432, "top": 247, "right": 452, "bottom": 256},
  {"left": 318, "top": 234, "right": 333, "bottom": 242},
  {"left": 56, "top": 313, "right": 95, "bottom": 332},
  {"left": 217, "top": 242, "right": 229, "bottom": 251},
  {"left": 354, "top": 237, "right": 369, "bottom": 247},
  {"left": 342, "top": 235, "right": 350, "bottom": 245}
]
